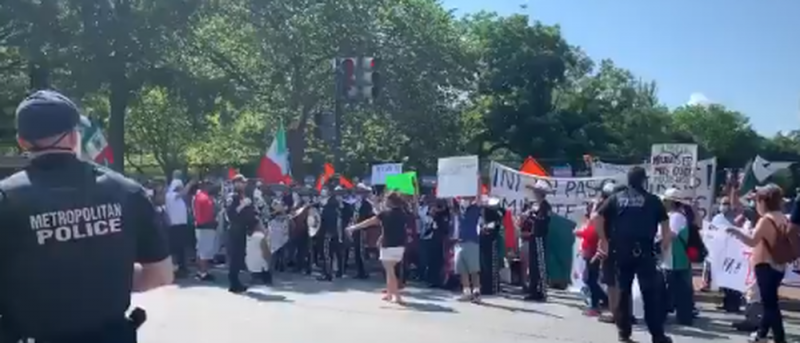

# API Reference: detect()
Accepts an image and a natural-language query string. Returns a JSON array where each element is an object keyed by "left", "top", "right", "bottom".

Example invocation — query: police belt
[{"left": 0, "top": 308, "right": 146, "bottom": 343}]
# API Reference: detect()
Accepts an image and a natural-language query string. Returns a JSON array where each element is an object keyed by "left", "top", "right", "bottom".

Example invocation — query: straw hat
[
  {"left": 660, "top": 188, "right": 692, "bottom": 205},
  {"left": 530, "top": 180, "right": 552, "bottom": 192}
]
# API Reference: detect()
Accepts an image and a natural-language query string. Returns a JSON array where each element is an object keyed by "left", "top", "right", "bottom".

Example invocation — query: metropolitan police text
[{"left": 30, "top": 203, "right": 123, "bottom": 245}]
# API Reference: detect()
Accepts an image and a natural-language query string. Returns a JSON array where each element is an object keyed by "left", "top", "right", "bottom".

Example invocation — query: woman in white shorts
[{"left": 347, "top": 192, "right": 409, "bottom": 303}]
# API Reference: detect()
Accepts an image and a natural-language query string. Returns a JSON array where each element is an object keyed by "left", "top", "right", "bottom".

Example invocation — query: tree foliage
[{"left": 0, "top": 0, "right": 797, "bottom": 180}]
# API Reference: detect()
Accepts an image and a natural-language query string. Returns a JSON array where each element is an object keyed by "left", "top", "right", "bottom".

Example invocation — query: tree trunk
[{"left": 109, "top": 78, "right": 129, "bottom": 173}]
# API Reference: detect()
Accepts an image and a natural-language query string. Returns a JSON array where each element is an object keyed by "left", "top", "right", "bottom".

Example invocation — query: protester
[
  {"left": 165, "top": 171, "right": 197, "bottom": 278},
  {"left": 575, "top": 199, "right": 605, "bottom": 316},
  {"left": 726, "top": 184, "right": 789, "bottom": 343},
  {"left": 347, "top": 192, "right": 409, "bottom": 303},
  {"left": 193, "top": 181, "right": 218, "bottom": 281},
  {"left": 453, "top": 196, "right": 483, "bottom": 302},
  {"left": 593, "top": 166, "right": 672, "bottom": 343},
  {"left": 659, "top": 188, "right": 694, "bottom": 326},
  {"left": 480, "top": 196, "right": 503, "bottom": 295}
]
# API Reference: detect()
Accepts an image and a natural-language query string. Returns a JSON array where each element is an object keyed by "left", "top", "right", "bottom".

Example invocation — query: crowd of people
[{"left": 142, "top": 167, "right": 799, "bottom": 343}]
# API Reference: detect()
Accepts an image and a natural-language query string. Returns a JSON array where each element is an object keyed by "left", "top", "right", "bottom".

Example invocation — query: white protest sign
[
  {"left": 650, "top": 143, "right": 698, "bottom": 194},
  {"left": 489, "top": 162, "right": 626, "bottom": 223},
  {"left": 706, "top": 216, "right": 800, "bottom": 290},
  {"left": 710, "top": 232, "right": 751, "bottom": 293},
  {"left": 436, "top": 155, "right": 479, "bottom": 198},
  {"left": 592, "top": 157, "right": 717, "bottom": 219},
  {"left": 371, "top": 163, "right": 403, "bottom": 185}
]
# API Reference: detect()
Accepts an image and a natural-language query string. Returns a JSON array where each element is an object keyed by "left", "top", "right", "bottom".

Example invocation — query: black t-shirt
[
  {"left": 432, "top": 208, "right": 451, "bottom": 239},
  {"left": 0, "top": 154, "right": 168, "bottom": 339},
  {"left": 597, "top": 188, "right": 667, "bottom": 253},
  {"left": 532, "top": 201, "right": 552, "bottom": 238},
  {"left": 379, "top": 208, "right": 407, "bottom": 248}
]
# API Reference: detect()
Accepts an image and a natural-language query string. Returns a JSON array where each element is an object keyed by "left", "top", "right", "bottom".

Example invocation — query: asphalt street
[{"left": 132, "top": 273, "right": 798, "bottom": 343}]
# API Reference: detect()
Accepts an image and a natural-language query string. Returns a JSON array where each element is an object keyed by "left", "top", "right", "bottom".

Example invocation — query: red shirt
[
  {"left": 575, "top": 222, "right": 598, "bottom": 259},
  {"left": 193, "top": 190, "right": 215, "bottom": 227}
]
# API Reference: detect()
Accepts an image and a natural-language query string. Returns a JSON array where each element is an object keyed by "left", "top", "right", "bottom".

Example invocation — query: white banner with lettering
[
  {"left": 371, "top": 163, "right": 403, "bottom": 185},
  {"left": 489, "top": 162, "right": 626, "bottom": 223},
  {"left": 591, "top": 158, "right": 717, "bottom": 219}
]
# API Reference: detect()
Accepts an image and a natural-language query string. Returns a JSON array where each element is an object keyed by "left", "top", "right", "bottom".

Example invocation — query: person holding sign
[
  {"left": 346, "top": 192, "right": 409, "bottom": 303},
  {"left": 726, "top": 184, "right": 790, "bottom": 343},
  {"left": 593, "top": 166, "right": 672, "bottom": 343}
]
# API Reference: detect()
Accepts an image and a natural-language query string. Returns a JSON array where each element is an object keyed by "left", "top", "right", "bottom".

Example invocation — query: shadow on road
[
  {"left": 380, "top": 301, "right": 456, "bottom": 313},
  {"left": 242, "top": 291, "right": 292, "bottom": 303},
  {"left": 474, "top": 300, "right": 564, "bottom": 318}
]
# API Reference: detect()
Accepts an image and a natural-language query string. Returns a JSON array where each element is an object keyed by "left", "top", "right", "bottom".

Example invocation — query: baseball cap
[{"left": 15, "top": 90, "right": 81, "bottom": 142}]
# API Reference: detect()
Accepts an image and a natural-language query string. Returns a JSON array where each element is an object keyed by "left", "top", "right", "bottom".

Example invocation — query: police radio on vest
[{"left": 29, "top": 203, "right": 123, "bottom": 245}]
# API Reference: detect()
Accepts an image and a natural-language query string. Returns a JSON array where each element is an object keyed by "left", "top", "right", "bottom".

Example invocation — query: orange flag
[
  {"left": 315, "top": 163, "right": 336, "bottom": 191},
  {"left": 340, "top": 176, "right": 354, "bottom": 189},
  {"left": 520, "top": 156, "right": 548, "bottom": 176},
  {"left": 227, "top": 167, "right": 239, "bottom": 180}
]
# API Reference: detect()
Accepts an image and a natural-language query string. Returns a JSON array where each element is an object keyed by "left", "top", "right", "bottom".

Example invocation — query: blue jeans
[
  {"left": 664, "top": 269, "right": 694, "bottom": 325},
  {"left": 583, "top": 256, "right": 607, "bottom": 309}
]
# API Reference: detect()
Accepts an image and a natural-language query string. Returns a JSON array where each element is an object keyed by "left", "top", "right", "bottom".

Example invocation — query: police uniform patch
[{"left": 29, "top": 203, "right": 124, "bottom": 245}]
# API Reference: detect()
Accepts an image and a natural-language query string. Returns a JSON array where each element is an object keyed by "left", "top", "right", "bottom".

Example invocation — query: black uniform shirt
[
  {"left": 226, "top": 194, "right": 258, "bottom": 235},
  {"left": 0, "top": 154, "right": 168, "bottom": 339},
  {"left": 596, "top": 187, "right": 667, "bottom": 257}
]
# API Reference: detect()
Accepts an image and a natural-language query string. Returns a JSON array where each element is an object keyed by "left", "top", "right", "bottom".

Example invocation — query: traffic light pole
[
  {"left": 333, "top": 60, "right": 344, "bottom": 177},
  {"left": 333, "top": 85, "right": 344, "bottom": 176}
]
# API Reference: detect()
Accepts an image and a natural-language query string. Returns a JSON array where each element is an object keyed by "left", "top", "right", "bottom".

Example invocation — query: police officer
[
  {"left": 226, "top": 174, "right": 264, "bottom": 293},
  {"left": 593, "top": 166, "right": 672, "bottom": 343},
  {"left": 0, "top": 90, "right": 173, "bottom": 343}
]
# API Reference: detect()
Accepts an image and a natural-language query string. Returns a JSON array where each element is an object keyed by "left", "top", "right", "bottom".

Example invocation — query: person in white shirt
[{"left": 165, "top": 171, "right": 196, "bottom": 277}]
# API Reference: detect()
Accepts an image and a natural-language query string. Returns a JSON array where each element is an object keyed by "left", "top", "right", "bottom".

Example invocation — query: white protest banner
[
  {"left": 650, "top": 143, "right": 698, "bottom": 194},
  {"left": 371, "top": 163, "right": 403, "bottom": 185},
  {"left": 436, "top": 155, "right": 479, "bottom": 198},
  {"left": 489, "top": 161, "right": 626, "bottom": 222},
  {"left": 592, "top": 157, "right": 716, "bottom": 219},
  {"left": 709, "top": 231, "right": 751, "bottom": 293}
]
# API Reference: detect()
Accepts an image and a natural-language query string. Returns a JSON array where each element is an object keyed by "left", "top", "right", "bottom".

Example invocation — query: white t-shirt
[{"left": 165, "top": 179, "right": 188, "bottom": 226}]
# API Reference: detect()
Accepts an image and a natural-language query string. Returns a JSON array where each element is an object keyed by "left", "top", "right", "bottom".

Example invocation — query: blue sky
[{"left": 440, "top": 0, "right": 800, "bottom": 137}]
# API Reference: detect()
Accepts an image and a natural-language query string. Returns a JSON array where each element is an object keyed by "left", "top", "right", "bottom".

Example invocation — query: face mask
[
  {"left": 719, "top": 205, "right": 730, "bottom": 213},
  {"left": 145, "top": 189, "right": 154, "bottom": 197},
  {"left": 320, "top": 197, "right": 329, "bottom": 205},
  {"left": 459, "top": 199, "right": 470, "bottom": 208}
]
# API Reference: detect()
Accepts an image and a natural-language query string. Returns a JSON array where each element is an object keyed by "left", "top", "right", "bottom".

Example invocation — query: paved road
[{"left": 133, "top": 273, "right": 797, "bottom": 343}]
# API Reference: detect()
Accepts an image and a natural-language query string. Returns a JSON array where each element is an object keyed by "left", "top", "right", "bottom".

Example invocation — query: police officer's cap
[{"left": 16, "top": 90, "right": 81, "bottom": 142}]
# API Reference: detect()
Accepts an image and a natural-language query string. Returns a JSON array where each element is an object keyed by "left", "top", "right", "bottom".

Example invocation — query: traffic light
[
  {"left": 360, "top": 57, "right": 380, "bottom": 100},
  {"left": 338, "top": 58, "right": 357, "bottom": 100},
  {"left": 314, "top": 110, "right": 336, "bottom": 142}
]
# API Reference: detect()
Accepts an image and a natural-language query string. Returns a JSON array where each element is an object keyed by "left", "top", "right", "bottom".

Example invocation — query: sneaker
[
  {"left": 195, "top": 273, "right": 215, "bottom": 282},
  {"left": 748, "top": 332, "right": 768, "bottom": 343},
  {"left": 457, "top": 290, "right": 473, "bottom": 301},
  {"left": 228, "top": 284, "right": 248, "bottom": 294},
  {"left": 583, "top": 309, "right": 601, "bottom": 317},
  {"left": 471, "top": 289, "right": 482, "bottom": 302}
]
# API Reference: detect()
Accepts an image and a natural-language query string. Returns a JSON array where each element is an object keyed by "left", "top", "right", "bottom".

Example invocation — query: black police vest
[
  {"left": 0, "top": 162, "right": 137, "bottom": 339},
  {"left": 609, "top": 189, "right": 659, "bottom": 245}
]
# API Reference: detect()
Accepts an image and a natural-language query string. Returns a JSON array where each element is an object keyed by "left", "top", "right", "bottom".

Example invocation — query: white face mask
[
  {"left": 459, "top": 199, "right": 470, "bottom": 208},
  {"left": 719, "top": 205, "right": 730, "bottom": 213},
  {"left": 145, "top": 189, "right": 154, "bottom": 198},
  {"left": 320, "top": 197, "right": 329, "bottom": 205}
]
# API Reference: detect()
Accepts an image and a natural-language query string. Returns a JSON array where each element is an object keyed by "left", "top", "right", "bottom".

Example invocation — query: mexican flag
[
  {"left": 739, "top": 155, "right": 793, "bottom": 195},
  {"left": 257, "top": 122, "right": 291, "bottom": 184},
  {"left": 78, "top": 117, "right": 113, "bottom": 166}
]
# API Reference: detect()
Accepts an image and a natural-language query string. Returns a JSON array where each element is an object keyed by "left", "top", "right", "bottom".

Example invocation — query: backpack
[{"left": 764, "top": 217, "right": 800, "bottom": 265}]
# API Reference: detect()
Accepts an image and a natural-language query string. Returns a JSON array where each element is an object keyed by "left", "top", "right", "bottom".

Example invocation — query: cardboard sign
[{"left": 436, "top": 156, "right": 479, "bottom": 198}]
